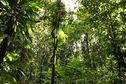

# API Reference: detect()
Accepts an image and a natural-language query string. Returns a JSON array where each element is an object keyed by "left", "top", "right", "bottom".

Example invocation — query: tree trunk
[{"left": 51, "top": 0, "right": 61, "bottom": 84}]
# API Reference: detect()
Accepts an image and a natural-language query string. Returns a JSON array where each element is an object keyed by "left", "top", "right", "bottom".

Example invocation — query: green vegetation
[{"left": 0, "top": 0, "right": 126, "bottom": 84}]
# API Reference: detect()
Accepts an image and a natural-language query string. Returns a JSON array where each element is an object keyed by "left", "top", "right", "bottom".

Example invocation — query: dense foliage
[{"left": 0, "top": 0, "right": 126, "bottom": 84}]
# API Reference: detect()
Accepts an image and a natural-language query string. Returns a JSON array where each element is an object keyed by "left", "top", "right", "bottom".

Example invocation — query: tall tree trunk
[{"left": 51, "top": 0, "right": 61, "bottom": 84}]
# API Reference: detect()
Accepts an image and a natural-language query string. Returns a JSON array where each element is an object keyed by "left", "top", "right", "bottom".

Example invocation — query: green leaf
[{"left": 58, "top": 29, "right": 68, "bottom": 42}]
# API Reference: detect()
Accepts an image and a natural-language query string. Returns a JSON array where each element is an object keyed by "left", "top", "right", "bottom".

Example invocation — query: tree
[
  {"left": 0, "top": 0, "right": 126, "bottom": 83},
  {"left": 0, "top": 0, "right": 41, "bottom": 83}
]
